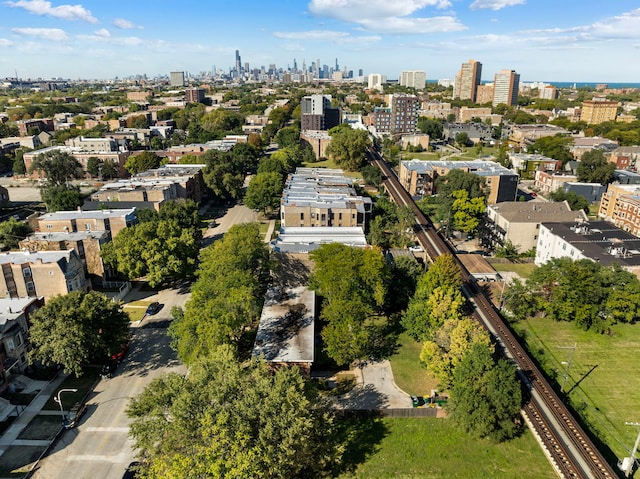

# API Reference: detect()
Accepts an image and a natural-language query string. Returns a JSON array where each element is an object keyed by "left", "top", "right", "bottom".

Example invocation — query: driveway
[{"left": 333, "top": 360, "right": 411, "bottom": 410}]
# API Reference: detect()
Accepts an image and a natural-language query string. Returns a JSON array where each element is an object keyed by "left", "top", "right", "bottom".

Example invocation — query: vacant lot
[
  {"left": 512, "top": 316, "right": 640, "bottom": 460},
  {"left": 337, "top": 417, "right": 555, "bottom": 479},
  {"left": 390, "top": 333, "right": 439, "bottom": 396}
]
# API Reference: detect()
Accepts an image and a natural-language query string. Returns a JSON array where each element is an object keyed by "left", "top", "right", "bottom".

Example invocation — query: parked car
[
  {"left": 122, "top": 461, "right": 141, "bottom": 479},
  {"left": 111, "top": 342, "right": 130, "bottom": 362},
  {"left": 100, "top": 359, "right": 118, "bottom": 379},
  {"left": 409, "top": 244, "right": 424, "bottom": 253},
  {"left": 145, "top": 302, "right": 162, "bottom": 316},
  {"left": 64, "top": 401, "right": 87, "bottom": 429}
]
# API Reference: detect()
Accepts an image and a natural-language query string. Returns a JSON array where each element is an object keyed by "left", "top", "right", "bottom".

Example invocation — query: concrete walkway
[
  {"left": 0, "top": 372, "right": 68, "bottom": 458},
  {"left": 332, "top": 360, "right": 411, "bottom": 410},
  {"left": 264, "top": 219, "right": 275, "bottom": 243}
]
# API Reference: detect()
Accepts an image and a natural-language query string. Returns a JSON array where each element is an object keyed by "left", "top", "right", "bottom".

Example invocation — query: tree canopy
[
  {"left": 0, "top": 217, "right": 32, "bottom": 249},
  {"left": 29, "top": 150, "right": 83, "bottom": 186},
  {"left": 528, "top": 136, "right": 573, "bottom": 164},
  {"left": 41, "top": 185, "right": 82, "bottom": 212},
  {"left": 244, "top": 171, "right": 285, "bottom": 216},
  {"left": 576, "top": 149, "right": 616, "bottom": 185},
  {"left": 127, "top": 347, "right": 343, "bottom": 479},
  {"left": 548, "top": 190, "right": 589, "bottom": 212},
  {"left": 125, "top": 151, "right": 163, "bottom": 175},
  {"left": 29, "top": 291, "right": 130, "bottom": 377},
  {"left": 202, "top": 143, "right": 262, "bottom": 201},
  {"left": 101, "top": 200, "right": 201, "bottom": 287},
  {"left": 502, "top": 257, "right": 640, "bottom": 331},
  {"left": 169, "top": 223, "right": 270, "bottom": 365},
  {"left": 325, "top": 125, "right": 371, "bottom": 171}
]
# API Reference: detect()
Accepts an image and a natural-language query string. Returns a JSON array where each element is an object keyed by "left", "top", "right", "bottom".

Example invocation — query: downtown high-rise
[{"left": 453, "top": 59, "right": 482, "bottom": 102}]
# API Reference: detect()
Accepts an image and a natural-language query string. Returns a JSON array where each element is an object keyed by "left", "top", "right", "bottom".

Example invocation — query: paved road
[
  {"left": 203, "top": 203, "right": 258, "bottom": 241},
  {"left": 30, "top": 300, "right": 187, "bottom": 479}
]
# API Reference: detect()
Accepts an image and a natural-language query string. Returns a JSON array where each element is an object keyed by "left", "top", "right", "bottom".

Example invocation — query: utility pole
[
  {"left": 619, "top": 422, "right": 640, "bottom": 477},
  {"left": 558, "top": 342, "right": 577, "bottom": 394}
]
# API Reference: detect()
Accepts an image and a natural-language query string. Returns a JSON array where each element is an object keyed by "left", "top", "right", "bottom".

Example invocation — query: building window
[
  {"left": 300, "top": 213, "right": 304, "bottom": 220},
  {"left": 26, "top": 281, "right": 35, "bottom": 293},
  {"left": 22, "top": 268, "right": 32, "bottom": 278},
  {"left": 85, "top": 223, "right": 92, "bottom": 231},
  {"left": 46, "top": 224, "right": 52, "bottom": 230},
  {"left": 6, "top": 338, "right": 14, "bottom": 352}
]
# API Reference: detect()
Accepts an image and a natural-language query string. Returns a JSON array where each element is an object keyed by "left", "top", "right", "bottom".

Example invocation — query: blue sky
[{"left": 0, "top": 0, "right": 639, "bottom": 83}]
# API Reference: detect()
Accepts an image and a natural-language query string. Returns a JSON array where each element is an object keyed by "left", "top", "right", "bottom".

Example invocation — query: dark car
[
  {"left": 145, "top": 302, "right": 162, "bottom": 316},
  {"left": 122, "top": 461, "right": 141, "bottom": 479},
  {"left": 64, "top": 401, "right": 87, "bottom": 429},
  {"left": 100, "top": 359, "right": 118, "bottom": 378}
]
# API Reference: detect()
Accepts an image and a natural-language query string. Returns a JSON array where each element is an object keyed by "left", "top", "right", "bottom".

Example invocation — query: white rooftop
[{"left": 39, "top": 208, "right": 136, "bottom": 221}]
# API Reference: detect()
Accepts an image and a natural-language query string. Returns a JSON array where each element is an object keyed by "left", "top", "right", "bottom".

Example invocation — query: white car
[{"left": 409, "top": 245, "right": 424, "bottom": 253}]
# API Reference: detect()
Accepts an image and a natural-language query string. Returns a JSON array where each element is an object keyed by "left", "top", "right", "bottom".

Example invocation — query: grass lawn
[
  {"left": 511, "top": 316, "right": 640, "bottom": 460},
  {"left": 489, "top": 261, "right": 537, "bottom": 279},
  {"left": 0, "top": 445, "right": 47, "bottom": 477},
  {"left": 42, "top": 369, "right": 99, "bottom": 411},
  {"left": 337, "top": 418, "right": 556, "bottom": 479},
  {"left": 390, "top": 333, "right": 440, "bottom": 396},
  {"left": 17, "top": 415, "right": 61, "bottom": 440},
  {"left": 124, "top": 306, "right": 146, "bottom": 322}
]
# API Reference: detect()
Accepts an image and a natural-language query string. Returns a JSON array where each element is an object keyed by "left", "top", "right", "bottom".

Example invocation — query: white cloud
[
  {"left": 5, "top": 0, "right": 97, "bottom": 23},
  {"left": 11, "top": 27, "right": 67, "bottom": 41},
  {"left": 0, "top": 38, "right": 13, "bottom": 46},
  {"left": 113, "top": 18, "right": 143, "bottom": 30},
  {"left": 307, "top": 0, "right": 464, "bottom": 34},
  {"left": 94, "top": 28, "right": 110, "bottom": 38},
  {"left": 469, "top": 0, "right": 525, "bottom": 11}
]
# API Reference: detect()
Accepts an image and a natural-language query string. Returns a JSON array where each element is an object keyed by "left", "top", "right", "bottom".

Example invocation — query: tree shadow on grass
[{"left": 332, "top": 415, "right": 388, "bottom": 476}]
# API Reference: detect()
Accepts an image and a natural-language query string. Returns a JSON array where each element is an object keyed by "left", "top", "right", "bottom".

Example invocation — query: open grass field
[
  {"left": 489, "top": 261, "right": 537, "bottom": 279},
  {"left": 337, "top": 418, "right": 556, "bottom": 479},
  {"left": 389, "top": 332, "right": 439, "bottom": 396},
  {"left": 511, "top": 316, "right": 640, "bottom": 461}
]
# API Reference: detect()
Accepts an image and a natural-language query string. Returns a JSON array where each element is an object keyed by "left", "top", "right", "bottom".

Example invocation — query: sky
[{"left": 1, "top": 0, "right": 640, "bottom": 83}]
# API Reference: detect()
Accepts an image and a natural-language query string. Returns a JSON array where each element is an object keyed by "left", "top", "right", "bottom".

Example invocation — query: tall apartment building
[
  {"left": 539, "top": 85, "right": 558, "bottom": 100},
  {"left": 169, "top": 71, "right": 185, "bottom": 87},
  {"left": 580, "top": 99, "right": 618, "bottom": 124},
  {"left": 399, "top": 71, "right": 426, "bottom": 89},
  {"left": 367, "top": 73, "right": 386, "bottom": 92},
  {"left": 374, "top": 94, "right": 419, "bottom": 134},
  {"left": 453, "top": 60, "right": 482, "bottom": 102},
  {"left": 185, "top": 88, "right": 205, "bottom": 103},
  {"left": 300, "top": 94, "right": 341, "bottom": 131},
  {"left": 475, "top": 84, "right": 494, "bottom": 104},
  {"left": 492, "top": 70, "right": 520, "bottom": 107}
]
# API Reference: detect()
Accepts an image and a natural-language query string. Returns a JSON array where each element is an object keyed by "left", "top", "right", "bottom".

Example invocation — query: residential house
[
  {"left": 0, "top": 250, "right": 89, "bottom": 299},
  {"left": 485, "top": 201, "right": 587, "bottom": 252},
  {"left": 0, "top": 297, "right": 44, "bottom": 378}
]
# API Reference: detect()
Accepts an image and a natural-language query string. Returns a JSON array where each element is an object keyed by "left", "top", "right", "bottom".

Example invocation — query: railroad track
[{"left": 369, "top": 149, "right": 619, "bottom": 479}]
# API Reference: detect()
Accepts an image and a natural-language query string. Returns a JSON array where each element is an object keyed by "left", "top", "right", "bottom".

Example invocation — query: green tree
[
  {"left": 12, "top": 148, "right": 28, "bottom": 175},
  {"left": 127, "top": 347, "right": 342, "bottom": 479},
  {"left": 169, "top": 223, "right": 270, "bottom": 364},
  {"left": 528, "top": 136, "right": 573, "bottom": 164},
  {"left": 361, "top": 165, "right": 382, "bottom": 187},
  {"left": 100, "top": 160, "right": 119, "bottom": 179},
  {"left": 417, "top": 117, "right": 443, "bottom": 139},
  {"left": 29, "top": 150, "right": 83, "bottom": 186},
  {"left": 448, "top": 343, "right": 523, "bottom": 442},
  {"left": 86, "top": 156, "right": 100, "bottom": 178},
  {"left": 101, "top": 214, "right": 201, "bottom": 287},
  {"left": 451, "top": 189, "right": 486, "bottom": 234},
  {"left": 0, "top": 218, "right": 31, "bottom": 249},
  {"left": 257, "top": 156, "right": 287, "bottom": 177},
  {"left": 548, "top": 189, "right": 590, "bottom": 212},
  {"left": 28, "top": 291, "right": 130, "bottom": 377},
  {"left": 41, "top": 185, "right": 82, "bottom": 211},
  {"left": 125, "top": 151, "right": 162, "bottom": 175},
  {"left": 274, "top": 125, "right": 301, "bottom": 149},
  {"left": 325, "top": 125, "right": 371, "bottom": 171},
  {"left": 455, "top": 132, "right": 470, "bottom": 147},
  {"left": 244, "top": 172, "right": 284, "bottom": 216},
  {"left": 576, "top": 149, "right": 616, "bottom": 185}
]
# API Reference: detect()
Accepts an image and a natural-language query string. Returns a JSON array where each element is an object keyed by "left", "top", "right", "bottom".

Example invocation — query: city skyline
[{"left": 1, "top": 1, "right": 639, "bottom": 83}]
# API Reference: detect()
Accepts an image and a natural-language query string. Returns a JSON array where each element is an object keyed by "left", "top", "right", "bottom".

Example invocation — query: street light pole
[
  {"left": 559, "top": 342, "right": 577, "bottom": 394},
  {"left": 54, "top": 388, "right": 77, "bottom": 426}
]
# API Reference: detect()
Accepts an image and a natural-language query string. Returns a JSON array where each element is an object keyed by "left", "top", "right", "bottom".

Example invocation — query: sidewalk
[
  {"left": 0, "top": 372, "right": 68, "bottom": 458},
  {"left": 264, "top": 219, "right": 275, "bottom": 243}
]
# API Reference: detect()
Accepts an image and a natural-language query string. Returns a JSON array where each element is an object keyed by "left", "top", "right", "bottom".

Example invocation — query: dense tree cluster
[
  {"left": 310, "top": 244, "right": 390, "bottom": 365},
  {"left": 29, "top": 291, "right": 130, "bottom": 377},
  {"left": 402, "top": 255, "right": 522, "bottom": 441},
  {"left": 202, "top": 143, "right": 261, "bottom": 201},
  {"left": 548, "top": 189, "right": 590, "bottom": 212},
  {"left": 325, "top": 124, "right": 371, "bottom": 171},
  {"left": 527, "top": 135, "right": 573, "bottom": 164},
  {"left": 101, "top": 200, "right": 201, "bottom": 287},
  {"left": 127, "top": 346, "right": 343, "bottom": 479},
  {"left": 503, "top": 258, "right": 640, "bottom": 332},
  {"left": 169, "top": 223, "right": 270, "bottom": 365},
  {"left": 124, "top": 151, "right": 163, "bottom": 175},
  {"left": 29, "top": 150, "right": 84, "bottom": 211},
  {"left": 576, "top": 149, "right": 616, "bottom": 185},
  {"left": 0, "top": 217, "right": 31, "bottom": 249},
  {"left": 367, "top": 196, "right": 415, "bottom": 249}
]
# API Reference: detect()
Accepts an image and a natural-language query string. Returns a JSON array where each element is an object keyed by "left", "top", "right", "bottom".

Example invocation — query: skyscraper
[
  {"left": 492, "top": 69, "right": 520, "bottom": 106},
  {"left": 453, "top": 59, "right": 482, "bottom": 102},
  {"left": 169, "top": 71, "right": 185, "bottom": 87},
  {"left": 235, "top": 50, "right": 242, "bottom": 77},
  {"left": 399, "top": 71, "right": 426, "bottom": 89}
]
